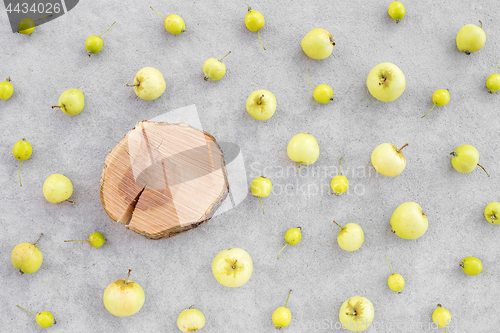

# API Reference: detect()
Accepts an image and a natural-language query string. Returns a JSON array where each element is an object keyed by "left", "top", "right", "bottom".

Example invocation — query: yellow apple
[
  {"left": 11, "top": 234, "right": 43, "bottom": 274},
  {"left": 212, "top": 248, "right": 253, "bottom": 288},
  {"left": 390, "top": 202, "right": 428, "bottom": 239},
  {"left": 338, "top": 296, "right": 374, "bottom": 331},
  {"left": 432, "top": 304, "right": 451, "bottom": 329},
  {"left": 456, "top": 22, "right": 486, "bottom": 55},
  {"left": 103, "top": 270, "right": 145, "bottom": 317},
  {"left": 334, "top": 221, "right": 364, "bottom": 252},
  {"left": 371, "top": 143, "right": 407, "bottom": 177},
  {"left": 43, "top": 173, "right": 73, "bottom": 203},
  {"left": 246, "top": 90, "right": 276, "bottom": 120},
  {"left": 177, "top": 308, "right": 205, "bottom": 332},
  {"left": 301, "top": 28, "right": 335, "bottom": 60},
  {"left": 52, "top": 89, "right": 85, "bottom": 116},
  {"left": 366, "top": 62, "right": 406, "bottom": 102},
  {"left": 287, "top": 133, "right": 320, "bottom": 168},
  {"left": 450, "top": 144, "right": 489, "bottom": 176},
  {"left": 127, "top": 67, "right": 166, "bottom": 100},
  {"left": 484, "top": 202, "right": 500, "bottom": 225}
]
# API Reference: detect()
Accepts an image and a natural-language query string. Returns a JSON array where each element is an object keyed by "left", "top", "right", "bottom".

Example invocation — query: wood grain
[{"left": 100, "top": 121, "right": 229, "bottom": 239}]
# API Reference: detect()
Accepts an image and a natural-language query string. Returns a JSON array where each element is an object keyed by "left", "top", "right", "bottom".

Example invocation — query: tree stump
[{"left": 100, "top": 121, "right": 229, "bottom": 239}]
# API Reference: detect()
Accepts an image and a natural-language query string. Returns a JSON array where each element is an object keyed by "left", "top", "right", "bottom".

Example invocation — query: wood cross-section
[{"left": 100, "top": 121, "right": 229, "bottom": 239}]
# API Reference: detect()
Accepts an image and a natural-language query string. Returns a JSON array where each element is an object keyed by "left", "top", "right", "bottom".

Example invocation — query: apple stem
[
  {"left": 33, "top": 233, "right": 43, "bottom": 246},
  {"left": 64, "top": 240, "right": 89, "bottom": 242},
  {"left": 333, "top": 220, "right": 343, "bottom": 230},
  {"left": 397, "top": 143, "right": 408, "bottom": 153},
  {"left": 277, "top": 244, "right": 287, "bottom": 259},
  {"left": 284, "top": 289, "right": 292, "bottom": 308},
  {"left": 65, "top": 199, "right": 75, "bottom": 204},
  {"left": 99, "top": 21, "right": 116, "bottom": 37},
  {"left": 17, "top": 305, "right": 36, "bottom": 316},
  {"left": 232, "top": 260, "right": 237, "bottom": 269},
  {"left": 491, "top": 214, "right": 496, "bottom": 221},
  {"left": 126, "top": 83, "right": 140, "bottom": 87},
  {"left": 51, "top": 105, "right": 62, "bottom": 109},
  {"left": 259, "top": 197, "right": 265, "bottom": 214},
  {"left": 247, "top": 5, "right": 252, "bottom": 12},
  {"left": 296, "top": 163, "right": 301, "bottom": 172},
  {"left": 379, "top": 77, "right": 386, "bottom": 86},
  {"left": 18, "top": 161, "right": 23, "bottom": 187},
  {"left": 257, "top": 31, "right": 266, "bottom": 50},
  {"left": 125, "top": 269, "right": 132, "bottom": 284},
  {"left": 219, "top": 51, "right": 231, "bottom": 62},
  {"left": 307, "top": 69, "right": 315, "bottom": 89},
  {"left": 34, "top": 14, "right": 52, "bottom": 23},
  {"left": 421, "top": 104, "right": 436, "bottom": 118},
  {"left": 385, "top": 255, "right": 394, "bottom": 275},
  {"left": 338, "top": 157, "right": 343, "bottom": 175},
  {"left": 495, "top": 59, "right": 499, "bottom": 74},
  {"left": 257, "top": 94, "right": 264, "bottom": 105},
  {"left": 479, "top": 20, "right": 483, "bottom": 28},
  {"left": 150, "top": 6, "right": 166, "bottom": 19},
  {"left": 7, "top": 77, "right": 11, "bottom": 82},
  {"left": 477, "top": 163, "right": 490, "bottom": 177},
  {"left": 483, "top": 269, "right": 493, "bottom": 275}
]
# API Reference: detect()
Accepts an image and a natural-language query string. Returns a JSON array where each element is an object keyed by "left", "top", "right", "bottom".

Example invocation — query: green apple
[
  {"left": 390, "top": 202, "right": 428, "bottom": 239},
  {"left": 333, "top": 221, "right": 364, "bottom": 252},
  {"left": 456, "top": 21, "right": 486, "bottom": 55},
  {"left": 177, "top": 307, "right": 205, "bottom": 332},
  {"left": 287, "top": 133, "right": 320, "bottom": 169},
  {"left": 371, "top": 143, "right": 407, "bottom": 177},
  {"left": 212, "top": 248, "right": 253, "bottom": 288},
  {"left": 11, "top": 233, "right": 43, "bottom": 275},
  {"left": 52, "top": 89, "right": 85, "bottom": 116},
  {"left": 127, "top": 67, "right": 166, "bottom": 100},
  {"left": 301, "top": 28, "right": 335, "bottom": 59},
  {"left": 338, "top": 296, "right": 374, "bottom": 332},
  {"left": 103, "top": 269, "right": 145, "bottom": 317},
  {"left": 366, "top": 62, "right": 406, "bottom": 102},
  {"left": 484, "top": 202, "right": 500, "bottom": 225},
  {"left": 246, "top": 89, "right": 276, "bottom": 120}
]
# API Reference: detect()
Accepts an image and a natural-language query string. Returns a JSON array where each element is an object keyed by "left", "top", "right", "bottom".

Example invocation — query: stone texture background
[{"left": 1, "top": 0, "right": 499, "bottom": 332}]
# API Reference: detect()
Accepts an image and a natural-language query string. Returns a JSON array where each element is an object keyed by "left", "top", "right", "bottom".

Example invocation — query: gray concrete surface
[{"left": 1, "top": 0, "right": 500, "bottom": 332}]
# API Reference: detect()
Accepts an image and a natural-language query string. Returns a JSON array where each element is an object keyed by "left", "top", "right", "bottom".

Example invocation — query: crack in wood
[{"left": 118, "top": 187, "right": 146, "bottom": 225}]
